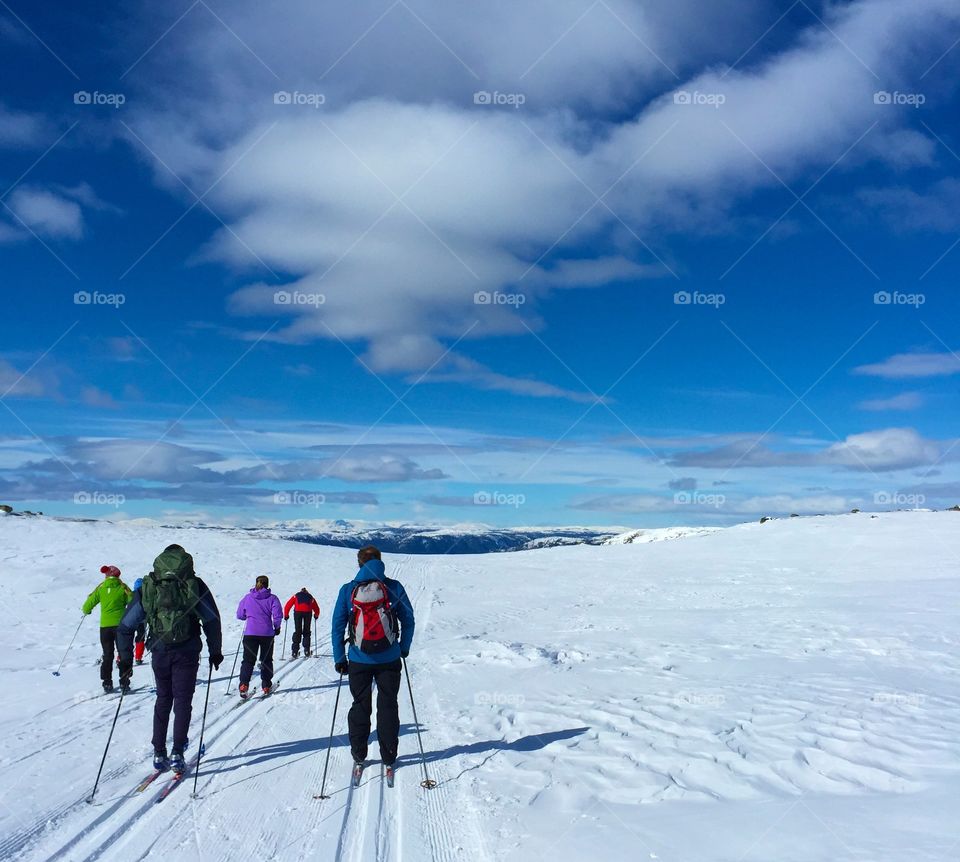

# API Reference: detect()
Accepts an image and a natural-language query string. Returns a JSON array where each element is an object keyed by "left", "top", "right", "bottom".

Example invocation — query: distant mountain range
[{"left": 149, "top": 518, "right": 720, "bottom": 554}]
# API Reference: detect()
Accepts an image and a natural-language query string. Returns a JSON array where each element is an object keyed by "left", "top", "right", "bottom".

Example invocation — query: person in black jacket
[{"left": 118, "top": 544, "right": 223, "bottom": 774}]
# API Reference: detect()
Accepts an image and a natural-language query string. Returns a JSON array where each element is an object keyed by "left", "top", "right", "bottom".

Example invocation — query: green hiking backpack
[{"left": 142, "top": 547, "right": 202, "bottom": 646}]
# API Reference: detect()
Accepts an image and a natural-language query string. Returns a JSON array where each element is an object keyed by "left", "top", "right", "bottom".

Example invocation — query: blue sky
[{"left": 2, "top": 0, "right": 960, "bottom": 527}]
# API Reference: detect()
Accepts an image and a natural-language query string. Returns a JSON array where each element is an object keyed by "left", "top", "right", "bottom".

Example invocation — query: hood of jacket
[{"left": 353, "top": 559, "right": 385, "bottom": 583}]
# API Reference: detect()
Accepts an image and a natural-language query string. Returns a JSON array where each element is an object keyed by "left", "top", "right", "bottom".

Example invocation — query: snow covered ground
[{"left": 1, "top": 511, "right": 959, "bottom": 861}]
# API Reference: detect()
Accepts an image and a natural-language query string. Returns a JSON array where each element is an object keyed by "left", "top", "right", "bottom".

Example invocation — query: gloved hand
[
  {"left": 274, "top": 626, "right": 281, "bottom": 636},
  {"left": 210, "top": 652, "right": 224, "bottom": 670},
  {"left": 334, "top": 660, "right": 349, "bottom": 674},
  {"left": 400, "top": 650, "right": 409, "bottom": 659},
  {"left": 284, "top": 615, "right": 289, "bottom": 621},
  {"left": 314, "top": 613, "right": 319, "bottom": 620}
]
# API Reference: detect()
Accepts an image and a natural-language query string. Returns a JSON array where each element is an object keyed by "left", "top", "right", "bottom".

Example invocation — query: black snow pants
[
  {"left": 347, "top": 659, "right": 402, "bottom": 765},
  {"left": 291, "top": 611, "right": 313, "bottom": 654},
  {"left": 239, "top": 635, "right": 275, "bottom": 688},
  {"left": 151, "top": 647, "right": 201, "bottom": 754}
]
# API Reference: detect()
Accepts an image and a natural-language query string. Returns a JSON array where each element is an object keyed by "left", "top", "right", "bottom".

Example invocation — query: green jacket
[{"left": 82, "top": 578, "right": 133, "bottom": 628}]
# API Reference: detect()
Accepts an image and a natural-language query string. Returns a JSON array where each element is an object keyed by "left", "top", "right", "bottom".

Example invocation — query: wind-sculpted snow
[{"left": 0, "top": 511, "right": 958, "bottom": 860}]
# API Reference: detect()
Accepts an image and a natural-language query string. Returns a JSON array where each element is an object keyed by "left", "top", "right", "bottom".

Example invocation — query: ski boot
[
  {"left": 305, "top": 650, "right": 312, "bottom": 658},
  {"left": 153, "top": 749, "right": 169, "bottom": 771},
  {"left": 169, "top": 751, "right": 186, "bottom": 775},
  {"left": 102, "top": 682, "right": 114, "bottom": 694},
  {"left": 120, "top": 682, "right": 131, "bottom": 695},
  {"left": 352, "top": 760, "right": 365, "bottom": 786},
  {"left": 262, "top": 685, "right": 272, "bottom": 697},
  {"left": 239, "top": 683, "right": 250, "bottom": 700},
  {"left": 291, "top": 651, "right": 298, "bottom": 659}
]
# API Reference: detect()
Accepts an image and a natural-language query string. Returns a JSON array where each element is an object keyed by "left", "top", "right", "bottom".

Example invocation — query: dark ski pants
[
  {"left": 239, "top": 635, "right": 275, "bottom": 688},
  {"left": 291, "top": 611, "right": 313, "bottom": 654},
  {"left": 99, "top": 627, "right": 130, "bottom": 686},
  {"left": 151, "top": 648, "right": 200, "bottom": 754},
  {"left": 347, "top": 659, "right": 402, "bottom": 765}
]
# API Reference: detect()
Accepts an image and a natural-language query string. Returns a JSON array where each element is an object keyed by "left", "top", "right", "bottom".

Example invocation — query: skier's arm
[
  {"left": 236, "top": 598, "right": 247, "bottom": 621},
  {"left": 331, "top": 586, "right": 350, "bottom": 664},
  {"left": 311, "top": 597, "right": 320, "bottom": 618},
  {"left": 81, "top": 583, "right": 101, "bottom": 615},
  {"left": 116, "top": 595, "right": 145, "bottom": 665},
  {"left": 283, "top": 595, "right": 295, "bottom": 617},
  {"left": 195, "top": 579, "right": 223, "bottom": 657},
  {"left": 394, "top": 583, "right": 415, "bottom": 656},
  {"left": 272, "top": 596, "right": 283, "bottom": 629}
]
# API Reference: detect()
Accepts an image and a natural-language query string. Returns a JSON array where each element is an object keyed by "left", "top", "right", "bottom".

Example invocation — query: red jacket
[{"left": 284, "top": 590, "right": 320, "bottom": 618}]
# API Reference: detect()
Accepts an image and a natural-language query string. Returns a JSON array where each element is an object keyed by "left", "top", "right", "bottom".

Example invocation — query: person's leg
[
  {"left": 99, "top": 627, "right": 115, "bottom": 685},
  {"left": 292, "top": 614, "right": 303, "bottom": 655},
  {"left": 238, "top": 636, "right": 257, "bottom": 687},
  {"left": 134, "top": 640, "right": 145, "bottom": 663},
  {"left": 374, "top": 660, "right": 403, "bottom": 765},
  {"left": 347, "top": 663, "right": 375, "bottom": 763},
  {"left": 116, "top": 629, "right": 132, "bottom": 687},
  {"left": 171, "top": 649, "right": 200, "bottom": 753},
  {"left": 301, "top": 612, "right": 312, "bottom": 653},
  {"left": 260, "top": 636, "right": 275, "bottom": 688},
  {"left": 151, "top": 650, "right": 174, "bottom": 752}
]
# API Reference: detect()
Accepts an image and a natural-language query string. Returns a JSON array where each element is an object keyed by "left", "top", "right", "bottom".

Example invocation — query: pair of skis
[
  {"left": 133, "top": 751, "right": 201, "bottom": 803},
  {"left": 312, "top": 762, "right": 394, "bottom": 799}
]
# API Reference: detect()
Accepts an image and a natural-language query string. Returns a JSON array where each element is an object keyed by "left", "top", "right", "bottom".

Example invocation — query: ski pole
[
  {"left": 86, "top": 687, "right": 125, "bottom": 803},
  {"left": 281, "top": 617, "right": 288, "bottom": 660},
  {"left": 316, "top": 670, "right": 345, "bottom": 799},
  {"left": 190, "top": 663, "right": 214, "bottom": 799},
  {"left": 224, "top": 631, "right": 242, "bottom": 695},
  {"left": 53, "top": 615, "right": 86, "bottom": 676},
  {"left": 403, "top": 658, "right": 436, "bottom": 789},
  {"left": 313, "top": 617, "right": 319, "bottom": 657}
]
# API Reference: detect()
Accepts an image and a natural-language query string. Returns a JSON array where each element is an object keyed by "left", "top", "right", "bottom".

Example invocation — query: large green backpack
[{"left": 142, "top": 547, "right": 202, "bottom": 646}]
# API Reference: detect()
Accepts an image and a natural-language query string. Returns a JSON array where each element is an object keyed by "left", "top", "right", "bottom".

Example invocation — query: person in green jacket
[{"left": 82, "top": 565, "right": 133, "bottom": 693}]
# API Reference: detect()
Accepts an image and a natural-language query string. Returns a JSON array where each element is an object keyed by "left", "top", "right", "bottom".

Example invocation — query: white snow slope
[{"left": 1, "top": 511, "right": 959, "bottom": 862}]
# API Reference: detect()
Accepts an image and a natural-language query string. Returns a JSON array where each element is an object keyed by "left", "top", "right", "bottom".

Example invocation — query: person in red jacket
[{"left": 283, "top": 587, "right": 320, "bottom": 658}]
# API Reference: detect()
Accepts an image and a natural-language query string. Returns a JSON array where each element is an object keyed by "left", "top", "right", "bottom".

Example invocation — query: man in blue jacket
[{"left": 331, "top": 545, "right": 415, "bottom": 770}]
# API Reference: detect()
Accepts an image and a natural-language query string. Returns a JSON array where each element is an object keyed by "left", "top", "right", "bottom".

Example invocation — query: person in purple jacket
[{"left": 235, "top": 575, "right": 283, "bottom": 698}]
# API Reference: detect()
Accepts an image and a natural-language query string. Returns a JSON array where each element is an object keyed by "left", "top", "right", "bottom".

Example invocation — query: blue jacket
[{"left": 331, "top": 560, "right": 415, "bottom": 665}]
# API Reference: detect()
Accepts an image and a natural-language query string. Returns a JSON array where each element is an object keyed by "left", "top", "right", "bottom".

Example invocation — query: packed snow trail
[{"left": 2, "top": 513, "right": 960, "bottom": 860}]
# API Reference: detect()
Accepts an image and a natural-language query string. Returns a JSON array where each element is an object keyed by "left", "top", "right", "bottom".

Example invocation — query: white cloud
[
  {"left": 854, "top": 352, "right": 960, "bottom": 378},
  {"left": 7, "top": 187, "right": 84, "bottom": 239},
  {"left": 0, "top": 104, "right": 48, "bottom": 148},
  {"left": 857, "top": 392, "right": 924, "bottom": 411},
  {"left": 0, "top": 359, "right": 49, "bottom": 398},
  {"left": 120, "top": 0, "right": 960, "bottom": 398}
]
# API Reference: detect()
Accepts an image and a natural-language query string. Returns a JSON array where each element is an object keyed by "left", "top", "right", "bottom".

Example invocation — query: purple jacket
[{"left": 236, "top": 588, "right": 283, "bottom": 636}]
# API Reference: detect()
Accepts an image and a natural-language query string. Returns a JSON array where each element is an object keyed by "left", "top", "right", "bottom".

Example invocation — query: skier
[
  {"left": 132, "top": 577, "right": 147, "bottom": 665},
  {"left": 236, "top": 575, "right": 283, "bottom": 698},
  {"left": 117, "top": 545, "right": 223, "bottom": 775},
  {"left": 81, "top": 565, "right": 133, "bottom": 694},
  {"left": 283, "top": 586, "right": 320, "bottom": 658},
  {"left": 331, "top": 546, "right": 415, "bottom": 785}
]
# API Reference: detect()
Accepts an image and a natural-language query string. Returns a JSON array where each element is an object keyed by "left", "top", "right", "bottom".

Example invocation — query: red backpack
[{"left": 349, "top": 580, "right": 399, "bottom": 654}]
